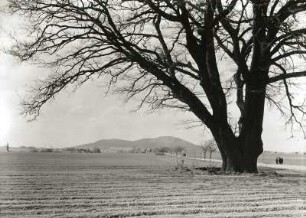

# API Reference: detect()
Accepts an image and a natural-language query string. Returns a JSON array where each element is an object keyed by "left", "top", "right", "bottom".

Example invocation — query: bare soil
[{"left": 0, "top": 152, "right": 305, "bottom": 217}]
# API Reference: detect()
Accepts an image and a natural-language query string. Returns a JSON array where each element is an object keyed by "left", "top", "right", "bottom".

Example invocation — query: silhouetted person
[
  {"left": 6, "top": 143, "right": 9, "bottom": 152},
  {"left": 279, "top": 157, "right": 283, "bottom": 165},
  {"left": 275, "top": 157, "right": 279, "bottom": 164}
]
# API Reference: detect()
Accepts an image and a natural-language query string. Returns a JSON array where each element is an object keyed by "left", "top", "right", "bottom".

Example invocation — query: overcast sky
[{"left": 0, "top": 2, "right": 305, "bottom": 153}]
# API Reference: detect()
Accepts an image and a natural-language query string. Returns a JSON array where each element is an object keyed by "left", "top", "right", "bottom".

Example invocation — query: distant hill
[{"left": 73, "top": 136, "right": 202, "bottom": 154}]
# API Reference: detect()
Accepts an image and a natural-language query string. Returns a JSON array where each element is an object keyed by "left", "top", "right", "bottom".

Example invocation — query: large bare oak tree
[{"left": 7, "top": 0, "right": 306, "bottom": 172}]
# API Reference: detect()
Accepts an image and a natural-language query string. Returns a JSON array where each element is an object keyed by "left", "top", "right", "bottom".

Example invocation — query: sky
[{"left": 0, "top": 1, "right": 305, "bottom": 153}]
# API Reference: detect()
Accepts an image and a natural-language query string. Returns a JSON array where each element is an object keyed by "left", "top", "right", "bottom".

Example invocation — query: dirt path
[{"left": 183, "top": 156, "right": 306, "bottom": 172}]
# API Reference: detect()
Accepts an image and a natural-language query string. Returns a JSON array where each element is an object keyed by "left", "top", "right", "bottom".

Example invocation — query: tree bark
[
  {"left": 210, "top": 114, "right": 264, "bottom": 173},
  {"left": 212, "top": 134, "right": 263, "bottom": 173},
  {"left": 211, "top": 125, "right": 243, "bottom": 173},
  {"left": 239, "top": 85, "right": 266, "bottom": 173}
]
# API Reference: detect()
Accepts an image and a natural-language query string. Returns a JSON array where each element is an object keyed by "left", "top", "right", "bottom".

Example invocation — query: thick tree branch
[{"left": 268, "top": 70, "right": 306, "bottom": 83}]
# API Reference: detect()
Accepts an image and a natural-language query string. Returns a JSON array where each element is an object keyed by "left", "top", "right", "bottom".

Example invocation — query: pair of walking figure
[{"left": 275, "top": 157, "right": 283, "bottom": 165}]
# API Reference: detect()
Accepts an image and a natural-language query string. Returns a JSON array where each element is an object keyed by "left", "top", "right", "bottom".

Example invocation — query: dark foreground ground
[{"left": 0, "top": 152, "right": 305, "bottom": 217}]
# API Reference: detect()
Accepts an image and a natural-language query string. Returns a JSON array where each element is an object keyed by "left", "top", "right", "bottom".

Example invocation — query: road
[{"left": 185, "top": 156, "right": 306, "bottom": 172}]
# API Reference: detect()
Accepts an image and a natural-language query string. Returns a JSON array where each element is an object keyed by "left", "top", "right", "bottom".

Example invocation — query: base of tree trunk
[
  {"left": 194, "top": 166, "right": 259, "bottom": 175},
  {"left": 221, "top": 156, "right": 260, "bottom": 174}
]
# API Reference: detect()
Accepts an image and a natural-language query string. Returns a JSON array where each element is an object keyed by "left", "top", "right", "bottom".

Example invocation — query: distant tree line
[
  {"left": 28, "top": 147, "right": 102, "bottom": 153},
  {"left": 65, "top": 147, "right": 101, "bottom": 153},
  {"left": 126, "top": 145, "right": 186, "bottom": 156},
  {"left": 154, "top": 146, "right": 186, "bottom": 156}
]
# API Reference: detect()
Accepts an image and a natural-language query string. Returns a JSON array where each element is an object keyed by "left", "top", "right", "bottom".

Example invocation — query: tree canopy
[{"left": 7, "top": 0, "right": 306, "bottom": 173}]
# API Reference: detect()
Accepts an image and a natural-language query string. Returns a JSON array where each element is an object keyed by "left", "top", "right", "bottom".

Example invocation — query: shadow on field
[
  {"left": 175, "top": 165, "right": 306, "bottom": 179},
  {"left": 193, "top": 166, "right": 222, "bottom": 174}
]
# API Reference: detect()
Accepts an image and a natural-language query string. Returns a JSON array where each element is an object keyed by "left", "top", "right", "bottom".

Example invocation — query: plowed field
[{"left": 0, "top": 152, "right": 305, "bottom": 217}]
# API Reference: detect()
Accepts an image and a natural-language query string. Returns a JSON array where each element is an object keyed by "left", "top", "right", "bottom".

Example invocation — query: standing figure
[
  {"left": 6, "top": 143, "right": 9, "bottom": 152},
  {"left": 279, "top": 157, "right": 283, "bottom": 165}
]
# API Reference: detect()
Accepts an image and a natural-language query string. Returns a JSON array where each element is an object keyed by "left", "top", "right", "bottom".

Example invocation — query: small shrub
[
  {"left": 40, "top": 148, "right": 54, "bottom": 152},
  {"left": 65, "top": 148, "right": 76, "bottom": 153},
  {"left": 153, "top": 147, "right": 170, "bottom": 154},
  {"left": 129, "top": 147, "right": 141, "bottom": 153},
  {"left": 172, "top": 146, "right": 185, "bottom": 156},
  {"left": 174, "top": 157, "right": 186, "bottom": 171},
  {"left": 93, "top": 147, "right": 101, "bottom": 153},
  {"left": 29, "top": 147, "right": 39, "bottom": 152}
]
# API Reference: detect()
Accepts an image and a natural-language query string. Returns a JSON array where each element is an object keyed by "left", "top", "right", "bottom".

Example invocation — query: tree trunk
[
  {"left": 213, "top": 74, "right": 266, "bottom": 173},
  {"left": 211, "top": 125, "right": 243, "bottom": 173},
  {"left": 211, "top": 120, "right": 264, "bottom": 173},
  {"left": 210, "top": 52, "right": 267, "bottom": 173},
  {"left": 238, "top": 85, "right": 266, "bottom": 173},
  {"left": 213, "top": 134, "right": 262, "bottom": 173}
]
